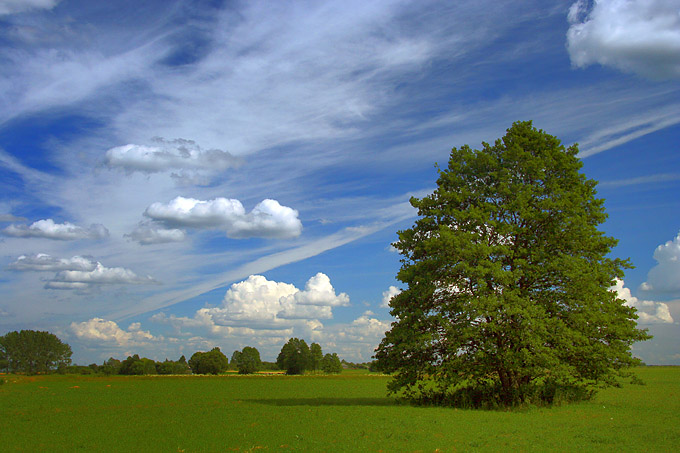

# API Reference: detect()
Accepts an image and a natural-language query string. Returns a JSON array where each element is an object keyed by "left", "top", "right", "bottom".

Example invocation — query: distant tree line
[{"left": 1, "top": 330, "right": 356, "bottom": 377}]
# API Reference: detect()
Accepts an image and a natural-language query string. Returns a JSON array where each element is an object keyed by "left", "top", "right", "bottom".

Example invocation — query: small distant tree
[
  {"left": 310, "top": 343, "right": 323, "bottom": 373},
  {"left": 189, "top": 347, "right": 229, "bottom": 375},
  {"left": 321, "top": 353, "right": 342, "bottom": 374},
  {"left": 276, "top": 338, "right": 311, "bottom": 375},
  {"left": 235, "top": 347, "right": 262, "bottom": 374},
  {"left": 0, "top": 330, "right": 72, "bottom": 374}
]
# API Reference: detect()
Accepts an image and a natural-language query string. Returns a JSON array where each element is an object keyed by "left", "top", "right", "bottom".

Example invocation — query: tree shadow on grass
[{"left": 247, "top": 397, "right": 400, "bottom": 407}]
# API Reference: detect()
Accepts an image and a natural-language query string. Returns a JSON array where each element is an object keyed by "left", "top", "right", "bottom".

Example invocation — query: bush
[{"left": 413, "top": 381, "right": 595, "bottom": 410}]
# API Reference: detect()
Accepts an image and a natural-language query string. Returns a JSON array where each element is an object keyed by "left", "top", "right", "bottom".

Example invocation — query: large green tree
[
  {"left": 189, "top": 347, "right": 229, "bottom": 375},
  {"left": 321, "top": 353, "right": 342, "bottom": 374},
  {"left": 276, "top": 338, "right": 311, "bottom": 375},
  {"left": 0, "top": 330, "right": 72, "bottom": 374},
  {"left": 235, "top": 346, "right": 262, "bottom": 374},
  {"left": 374, "top": 121, "right": 650, "bottom": 407}
]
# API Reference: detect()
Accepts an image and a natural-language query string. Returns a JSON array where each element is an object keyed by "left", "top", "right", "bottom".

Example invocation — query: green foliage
[
  {"left": 189, "top": 347, "right": 229, "bottom": 375},
  {"left": 230, "top": 350, "right": 241, "bottom": 370},
  {"left": 375, "top": 121, "right": 651, "bottom": 407},
  {"left": 310, "top": 343, "right": 323, "bottom": 372},
  {"left": 0, "top": 330, "right": 72, "bottom": 374},
  {"left": 99, "top": 357, "right": 121, "bottom": 375},
  {"left": 276, "top": 338, "right": 311, "bottom": 375},
  {"left": 156, "top": 356, "right": 191, "bottom": 375},
  {"left": 119, "top": 355, "right": 157, "bottom": 375},
  {"left": 321, "top": 353, "right": 342, "bottom": 374},
  {"left": 235, "top": 346, "right": 262, "bottom": 374}
]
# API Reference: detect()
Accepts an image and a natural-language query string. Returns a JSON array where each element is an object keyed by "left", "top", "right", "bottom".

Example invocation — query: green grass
[{"left": 1, "top": 367, "right": 678, "bottom": 451}]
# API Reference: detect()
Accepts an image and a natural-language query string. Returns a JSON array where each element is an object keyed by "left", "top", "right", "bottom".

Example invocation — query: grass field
[{"left": 1, "top": 367, "right": 678, "bottom": 451}]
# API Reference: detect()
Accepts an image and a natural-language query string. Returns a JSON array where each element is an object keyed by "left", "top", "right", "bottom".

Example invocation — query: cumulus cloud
[
  {"left": 105, "top": 138, "right": 241, "bottom": 182},
  {"left": 640, "top": 231, "right": 680, "bottom": 294},
  {"left": 215, "top": 273, "right": 347, "bottom": 326},
  {"left": 613, "top": 279, "right": 674, "bottom": 323},
  {"left": 7, "top": 253, "right": 97, "bottom": 272},
  {"left": 286, "top": 273, "right": 350, "bottom": 307},
  {"left": 0, "top": 0, "right": 59, "bottom": 15},
  {"left": 8, "top": 252, "right": 157, "bottom": 290},
  {"left": 46, "top": 262, "right": 157, "bottom": 290},
  {"left": 381, "top": 285, "right": 401, "bottom": 308},
  {"left": 322, "top": 311, "right": 393, "bottom": 361},
  {"left": 70, "top": 318, "right": 155, "bottom": 346},
  {"left": 125, "top": 222, "right": 186, "bottom": 245},
  {"left": 143, "top": 196, "right": 302, "bottom": 239},
  {"left": 567, "top": 0, "right": 680, "bottom": 80},
  {"left": 2, "top": 218, "right": 109, "bottom": 240},
  {"left": 153, "top": 273, "right": 347, "bottom": 335}
]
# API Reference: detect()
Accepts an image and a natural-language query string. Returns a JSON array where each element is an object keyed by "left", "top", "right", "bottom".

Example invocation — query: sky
[{"left": 0, "top": 0, "right": 679, "bottom": 366}]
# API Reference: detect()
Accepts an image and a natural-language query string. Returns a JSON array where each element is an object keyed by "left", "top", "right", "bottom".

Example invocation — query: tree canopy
[
  {"left": 310, "top": 343, "right": 323, "bottom": 372},
  {"left": 276, "top": 338, "right": 311, "bottom": 375},
  {"left": 234, "top": 346, "right": 262, "bottom": 374},
  {"left": 0, "top": 330, "right": 72, "bottom": 374},
  {"left": 188, "top": 347, "right": 229, "bottom": 375},
  {"left": 374, "top": 121, "right": 651, "bottom": 407},
  {"left": 321, "top": 353, "right": 342, "bottom": 374}
]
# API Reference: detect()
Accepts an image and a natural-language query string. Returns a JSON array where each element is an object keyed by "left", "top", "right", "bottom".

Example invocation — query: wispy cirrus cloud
[{"left": 0, "top": 0, "right": 59, "bottom": 16}]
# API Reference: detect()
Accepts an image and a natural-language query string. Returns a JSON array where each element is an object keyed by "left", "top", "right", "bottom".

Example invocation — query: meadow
[{"left": 1, "top": 367, "right": 678, "bottom": 452}]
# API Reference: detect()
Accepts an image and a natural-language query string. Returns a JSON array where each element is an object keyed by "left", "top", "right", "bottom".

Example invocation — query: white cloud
[
  {"left": 70, "top": 318, "right": 155, "bottom": 347},
  {"left": 613, "top": 279, "right": 674, "bottom": 323},
  {"left": 7, "top": 253, "right": 97, "bottom": 272},
  {"left": 143, "top": 196, "right": 302, "bottom": 239},
  {"left": 0, "top": 0, "right": 59, "bottom": 15},
  {"left": 8, "top": 252, "right": 159, "bottom": 291},
  {"left": 381, "top": 285, "right": 401, "bottom": 308},
  {"left": 640, "top": 231, "right": 680, "bottom": 294},
  {"left": 2, "top": 218, "right": 109, "bottom": 240},
  {"left": 153, "top": 273, "right": 348, "bottom": 335},
  {"left": 105, "top": 138, "right": 241, "bottom": 182},
  {"left": 567, "top": 0, "right": 680, "bottom": 79},
  {"left": 125, "top": 222, "right": 186, "bottom": 245},
  {"left": 287, "top": 273, "right": 350, "bottom": 307},
  {"left": 46, "top": 262, "right": 157, "bottom": 290},
  {"left": 0, "top": 213, "right": 26, "bottom": 222},
  {"left": 322, "top": 311, "right": 393, "bottom": 361}
]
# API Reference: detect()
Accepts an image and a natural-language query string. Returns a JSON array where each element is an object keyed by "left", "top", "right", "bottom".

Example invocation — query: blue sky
[{"left": 0, "top": 0, "right": 679, "bottom": 365}]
